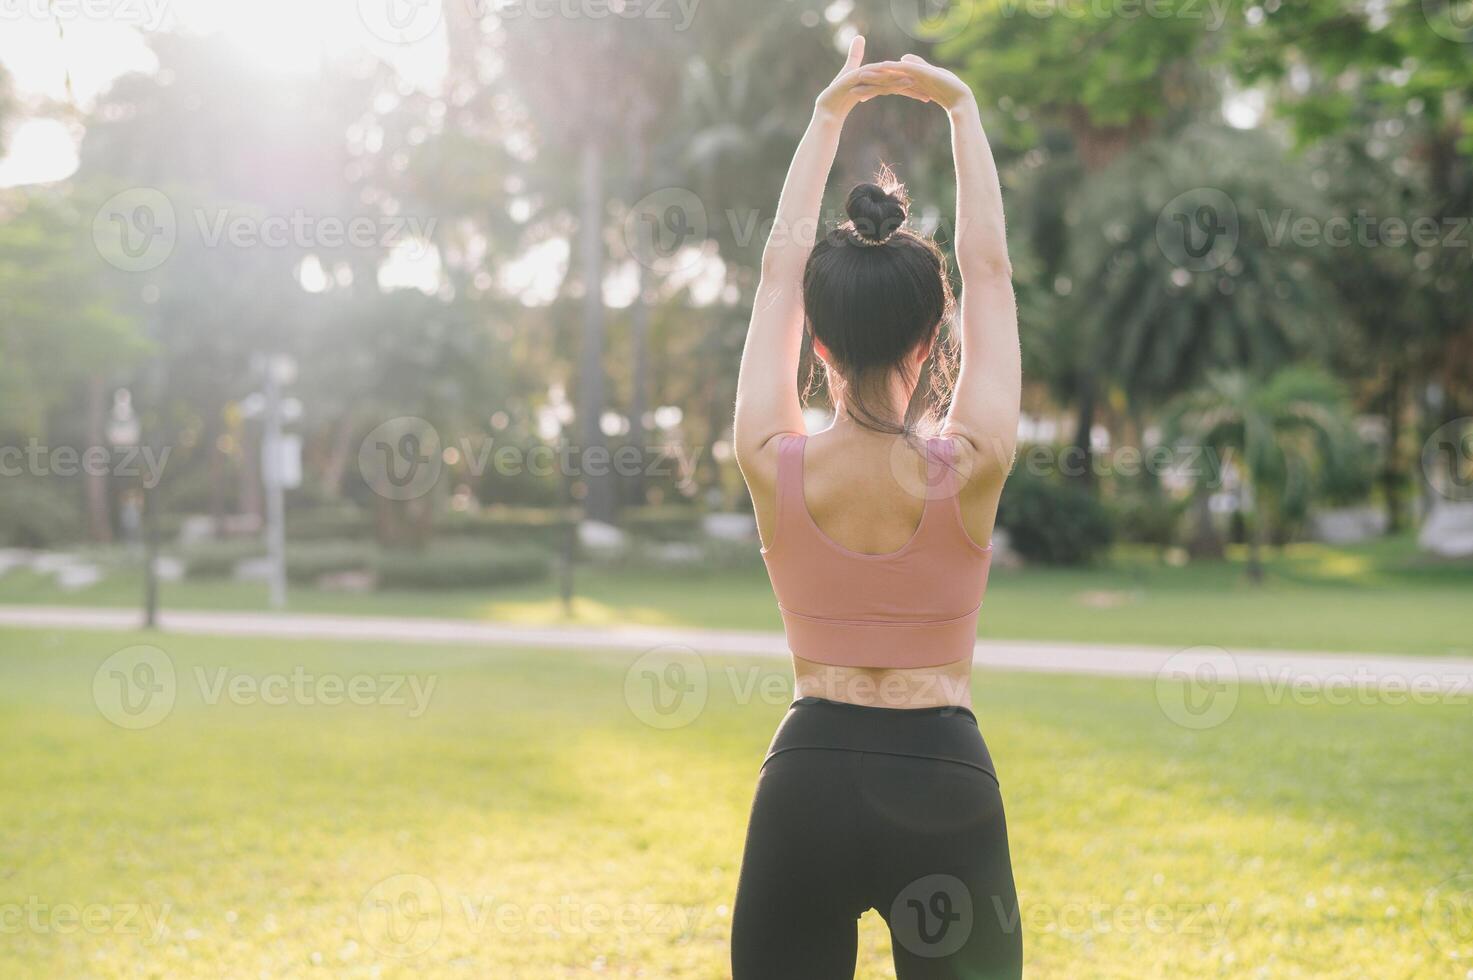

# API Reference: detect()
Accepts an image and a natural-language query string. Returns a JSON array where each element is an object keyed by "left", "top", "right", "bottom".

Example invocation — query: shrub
[
  {"left": 997, "top": 469, "right": 1114, "bottom": 565},
  {"left": 182, "top": 538, "right": 375, "bottom": 582},
  {"left": 623, "top": 505, "right": 705, "bottom": 543},
  {"left": 0, "top": 478, "right": 83, "bottom": 548},
  {"left": 437, "top": 508, "right": 576, "bottom": 549},
  {"left": 179, "top": 538, "right": 265, "bottom": 578},
  {"left": 285, "top": 542, "right": 375, "bottom": 583},
  {"left": 1110, "top": 492, "right": 1185, "bottom": 550},
  {"left": 375, "top": 541, "right": 552, "bottom": 590},
  {"left": 286, "top": 507, "right": 373, "bottom": 542}
]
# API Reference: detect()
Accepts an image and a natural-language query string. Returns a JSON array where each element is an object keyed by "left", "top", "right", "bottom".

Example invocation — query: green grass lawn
[
  {"left": 2, "top": 534, "right": 1468, "bottom": 656},
  {"left": 1, "top": 626, "right": 1469, "bottom": 977}
]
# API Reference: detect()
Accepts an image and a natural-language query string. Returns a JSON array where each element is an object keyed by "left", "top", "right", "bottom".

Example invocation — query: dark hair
[{"left": 802, "top": 167, "right": 956, "bottom": 435}]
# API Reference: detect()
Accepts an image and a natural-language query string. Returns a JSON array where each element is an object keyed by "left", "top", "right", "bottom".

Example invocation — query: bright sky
[{"left": 0, "top": 0, "right": 450, "bottom": 186}]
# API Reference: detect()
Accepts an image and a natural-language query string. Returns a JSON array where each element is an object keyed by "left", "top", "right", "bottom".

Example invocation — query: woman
[{"left": 730, "top": 37, "right": 1022, "bottom": 979}]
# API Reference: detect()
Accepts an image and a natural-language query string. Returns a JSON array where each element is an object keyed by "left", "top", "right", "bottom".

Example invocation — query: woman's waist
[
  {"left": 793, "top": 654, "right": 973, "bottom": 709},
  {"left": 763, "top": 695, "right": 995, "bottom": 778}
]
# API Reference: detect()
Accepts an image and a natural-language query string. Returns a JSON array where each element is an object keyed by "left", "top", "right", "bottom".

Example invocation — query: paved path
[{"left": 1, "top": 605, "right": 1469, "bottom": 693}]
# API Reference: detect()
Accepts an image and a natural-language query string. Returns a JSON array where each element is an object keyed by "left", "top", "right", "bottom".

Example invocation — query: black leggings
[{"left": 731, "top": 697, "right": 1022, "bottom": 979}]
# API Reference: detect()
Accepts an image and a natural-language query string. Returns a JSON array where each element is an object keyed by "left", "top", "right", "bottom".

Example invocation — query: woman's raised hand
[
  {"left": 890, "top": 53, "right": 976, "bottom": 112},
  {"left": 814, "top": 36, "right": 930, "bottom": 118}
]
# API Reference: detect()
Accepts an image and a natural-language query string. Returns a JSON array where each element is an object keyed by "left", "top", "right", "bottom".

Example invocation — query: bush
[
  {"left": 285, "top": 542, "right": 375, "bottom": 583},
  {"left": 623, "top": 505, "right": 705, "bottom": 543},
  {"left": 437, "top": 508, "right": 576, "bottom": 549},
  {"left": 286, "top": 507, "right": 374, "bottom": 542},
  {"left": 182, "top": 538, "right": 375, "bottom": 582},
  {"left": 997, "top": 469, "right": 1114, "bottom": 565},
  {"left": 375, "top": 541, "right": 552, "bottom": 590},
  {"left": 179, "top": 538, "right": 265, "bottom": 578},
  {"left": 0, "top": 478, "right": 83, "bottom": 548},
  {"left": 1110, "top": 492, "right": 1185, "bottom": 550}
]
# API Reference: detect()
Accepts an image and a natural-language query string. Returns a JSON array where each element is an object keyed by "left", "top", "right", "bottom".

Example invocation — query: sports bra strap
[
  {"left": 924, "top": 435, "right": 964, "bottom": 501},
  {"left": 775, "top": 433, "right": 808, "bottom": 533}
]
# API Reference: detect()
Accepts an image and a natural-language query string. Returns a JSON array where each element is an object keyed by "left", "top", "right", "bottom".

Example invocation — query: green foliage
[
  {"left": 179, "top": 538, "right": 266, "bottom": 579},
  {"left": 1055, "top": 125, "right": 1326, "bottom": 408},
  {"left": 0, "top": 478, "right": 83, "bottom": 548},
  {"left": 940, "top": 0, "right": 1230, "bottom": 144},
  {"left": 1109, "top": 490, "right": 1186, "bottom": 550},
  {"left": 997, "top": 464, "right": 1115, "bottom": 564},
  {"left": 374, "top": 542, "right": 553, "bottom": 590}
]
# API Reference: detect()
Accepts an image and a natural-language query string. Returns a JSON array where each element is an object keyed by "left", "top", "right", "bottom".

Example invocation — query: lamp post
[{"left": 244, "top": 354, "right": 300, "bottom": 610}]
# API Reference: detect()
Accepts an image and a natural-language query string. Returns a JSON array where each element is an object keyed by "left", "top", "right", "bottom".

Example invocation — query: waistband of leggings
[{"left": 762, "top": 696, "right": 996, "bottom": 780}]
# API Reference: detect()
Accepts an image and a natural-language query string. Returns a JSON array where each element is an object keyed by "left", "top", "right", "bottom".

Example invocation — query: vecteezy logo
[
  {"left": 1156, "top": 187, "right": 1240, "bottom": 272},
  {"left": 1423, "top": 873, "right": 1473, "bottom": 958},
  {"left": 623, "top": 645, "right": 708, "bottom": 729},
  {"left": 1155, "top": 645, "right": 1239, "bottom": 730},
  {"left": 890, "top": 874, "right": 973, "bottom": 958},
  {"left": 1422, "top": 418, "right": 1473, "bottom": 502},
  {"left": 890, "top": 0, "right": 975, "bottom": 42},
  {"left": 93, "top": 645, "right": 177, "bottom": 729},
  {"left": 622, "top": 188, "right": 709, "bottom": 273},
  {"left": 358, "top": 417, "right": 443, "bottom": 501},
  {"left": 92, "top": 188, "right": 177, "bottom": 272},
  {"left": 1423, "top": 0, "right": 1473, "bottom": 43},
  {"left": 357, "top": 0, "right": 443, "bottom": 44},
  {"left": 359, "top": 873, "right": 443, "bottom": 957}
]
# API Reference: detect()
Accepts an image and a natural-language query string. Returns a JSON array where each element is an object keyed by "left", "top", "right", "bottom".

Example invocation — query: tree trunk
[
  {"left": 85, "top": 375, "right": 113, "bottom": 543},
  {"left": 1246, "top": 515, "right": 1265, "bottom": 583},
  {"left": 629, "top": 277, "right": 650, "bottom": 506},
  {"left": 577, "top": 137, "right": 615, "bottom": 523},
  {"left": 1187, "top": 485, "right": 1224, "bottom": 560},
  {"left": 1380, "top": 367, "right": 1404, "bottom": 533},
  {"left": 627, "top": 130, "right": 651, "bottom": 507},
  {"left": 1069, "top": 377, "right": 1096, "bottom": 488},
  {"left": 1245, "top": 481, "right": 1265, "bottom": 584}
]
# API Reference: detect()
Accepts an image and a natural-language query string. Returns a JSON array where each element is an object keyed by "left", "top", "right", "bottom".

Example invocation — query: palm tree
[
  {"left": 1040, "top": 125, "right": 1327, "bottom": 486},
  {"left": 1166, "top": 367, "right": 1361, "bottom": 582}
]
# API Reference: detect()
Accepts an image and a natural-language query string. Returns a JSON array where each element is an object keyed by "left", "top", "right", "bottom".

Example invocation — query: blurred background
[{"left": 1, "top": 0, "right": 1472, "bottom": 977}]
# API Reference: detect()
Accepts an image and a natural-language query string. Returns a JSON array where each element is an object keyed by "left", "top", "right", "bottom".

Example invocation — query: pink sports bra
[{"left": 760, "top": 434, "right": 993, "bottom": 669}]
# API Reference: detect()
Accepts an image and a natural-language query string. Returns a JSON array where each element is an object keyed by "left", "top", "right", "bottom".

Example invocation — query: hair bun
[{"left": 845, "top": 181, "right": 907, "bottom": 245}]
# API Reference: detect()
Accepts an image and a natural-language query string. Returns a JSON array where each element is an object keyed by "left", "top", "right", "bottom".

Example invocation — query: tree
[{"left": 1167, "top": 368, "right": 1360, "bottom": 582}]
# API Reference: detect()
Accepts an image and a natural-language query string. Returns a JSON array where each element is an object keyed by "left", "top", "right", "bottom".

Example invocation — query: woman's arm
[
  {"left": 732, "top": 38, "right": 916, "bottom": 476},
  {"left": 894, "top": 55, "right": 1021, "bottom": 484}
]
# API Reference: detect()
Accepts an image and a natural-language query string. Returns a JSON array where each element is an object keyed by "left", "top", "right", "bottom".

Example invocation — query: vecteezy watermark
[
  {"left": 624, "top": 645, "right": 709, "bottom": 729},
  {"left": 1423, "top": 0, "right": 1473, "bottom": 43},
  {"left": 1422, "top": 417, "right": 1473, "bottom": 502},
  {"left": 1156, "top": 647, "right": 1473, "bottom": 729},
  {"left": 890, "top": 0, "right": 977, "bottom": 42},
  {"left": 623, "top": 187, "right": 709, "bottom": 273},
  {"left": 359, "top": 874, "right": 443, "bottom": 957},
  {"left": 1156, "top": 187, "right": 1240, "bottom": 272},
  {"left": 1422, "top": 873, "right": 1473, "bottom": 959},
  {"left": 891, "top": 875, "right": 975, "bottom": 958},
  {"left": 0, "top": 441, "right": 170, "bottom": 487},
  {"left": 359, "top": 417, "right": 444, "bottom": 502},
  {"left": 996, "top": 0, "right": 1233, "bottom": 30},
  {"left": 357, "top": 873, "right": 705, "bottom": 958},
  {"left": 92, "top": 644, "right": 439, "bottom": 729},
  {"left": 356, "top": 0, "right": 701, "bottom": 45},
  {"left": 1154, "top": 646, "right": 1240, "bottom": 730},
  {"left": 1, "top": 0, "right": 173, "bottom": 31},
  {"left": 91, "top": 188, "right": 437, "bottom": 272},
  {"left": 621, "top": 646, "right": 976, "bottom": 729},
  {"left": 0, "top": 897, "right": 172, "bottom": 945},
  {"left": 94, "top": 645, "right": 178, "bottom": 730},
  {"left": 356, "top": 416, "right": 703, "bottom": 501},
  {"left": 93, "top": 187, "right": 177, "bottom": 273},
  {"left": 1009, "top": 897, "right": 1237, "bottom": 941},
  {"left": 491, "top": 0, "right": 701, "bottom": 30},
  {"left": 1259, "top": 209, "right": 1473, "bottom": 250}
]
